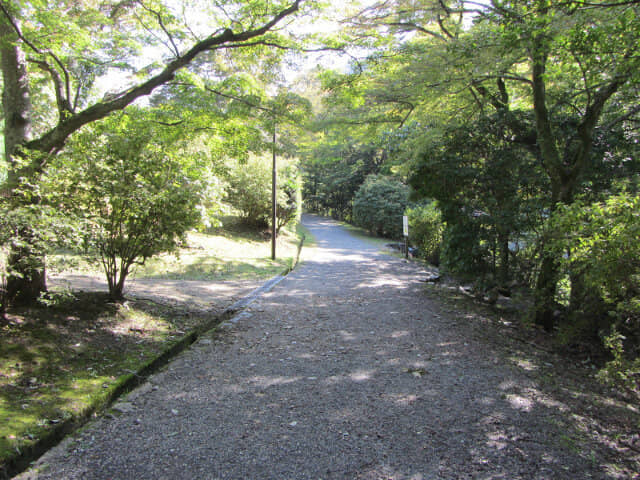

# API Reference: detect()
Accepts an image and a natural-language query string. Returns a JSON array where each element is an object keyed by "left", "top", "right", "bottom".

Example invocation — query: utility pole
[
  {"left": 271, "top": 116, "right": 277, "bottom": 260},
  {"left": 205, "top": 87, "right": 281, "bottom": 260}
]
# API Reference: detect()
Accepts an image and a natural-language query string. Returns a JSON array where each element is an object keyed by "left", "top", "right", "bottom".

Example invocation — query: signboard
[{"left": 403, "top": 215, "right": 409, "bottom": 237}]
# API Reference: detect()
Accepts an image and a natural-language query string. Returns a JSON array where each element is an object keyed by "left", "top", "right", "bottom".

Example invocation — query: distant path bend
[{"left": 19, "top": 214, "right": 612, "bottom": 479}]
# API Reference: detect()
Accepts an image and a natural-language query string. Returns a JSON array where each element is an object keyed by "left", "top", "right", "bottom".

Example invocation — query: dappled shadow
[
  {"left": 49, "top": 272, "right": 260, "bottom": 313},
  {"left": 18, "top": 215, "right": 639, "bottom": 479},
  {"left": 206, "top": 216, "right": 271, "bottom": 242},
  {"left": 131, "top": 257, "right": 285, "bottom": 282}
]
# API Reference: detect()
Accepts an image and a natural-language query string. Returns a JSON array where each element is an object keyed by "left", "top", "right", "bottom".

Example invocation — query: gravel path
[{"left": 16, "top": 215, "right": 630, "bottom": 479}]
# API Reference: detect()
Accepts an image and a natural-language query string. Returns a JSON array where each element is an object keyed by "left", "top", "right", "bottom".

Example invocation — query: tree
[
  {"left": 301, "top": 138, "right": 386, "bottom": 220},
  {"left": 480, "top": 1, "right": 640, "bottom": 329},
  {"left": 0, "top": 0, "right": 307, "bottom": 303},
  {"left": 409, "top": 114, "right": 546, "bottom": 284},
  {"left": 337, "top": 0, "right": 640, "bottom": 328},
  {"left": 226, "top": 153, "right": 300, "bottom": 233},
  {"left": 547, "top": 193, "right": 640, "bottom": 388},
  {"left": 43, "top": 109, "right": 205, "bottom": 300}
]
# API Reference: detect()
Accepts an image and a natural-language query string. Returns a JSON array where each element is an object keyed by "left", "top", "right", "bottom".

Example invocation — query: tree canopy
[
  {"left": 299, "top": 0, "right": 640, "bottom": 381},
  {"left": 1, "top": 0, "right": 639, "bottom": 387},
  {"left": 0, "top": 0, "right": 315, "bottom": 301}
]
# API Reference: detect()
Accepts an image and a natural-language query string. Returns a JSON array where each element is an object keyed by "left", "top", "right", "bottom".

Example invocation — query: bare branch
[
  {"left": 1, "top": 3, "right": 75, "bottom": 113},
  {"left": 137, "top": 0, "right": 181, "bottom": 58},
  {"left": 0, "top": 2, "right": 42, "bottom": 55},
  {"left": 436, "top": 14, "right": 454, "bottom": 39},
  {"left": 384, "top": 21, "right": 447, "bottom": 41},
  {"left": 27, "top": 57, "right": 73, "bottom": 119},
  {"left": 203, "top": 85, "right": 273, "bottom": 114},
  {"left": 603, "top": 103, "right": 640, "bottom": 130},
  {"left": 398, "top": 101, "right": 415, "bottom": 127},
  {"left": 153, "top": 119, "right": 185, "bottom": 127}
]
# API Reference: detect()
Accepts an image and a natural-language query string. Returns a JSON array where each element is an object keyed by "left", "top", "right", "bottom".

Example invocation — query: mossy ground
[{"left": 0, "top": 293, "right": 192, "bottom": 466}]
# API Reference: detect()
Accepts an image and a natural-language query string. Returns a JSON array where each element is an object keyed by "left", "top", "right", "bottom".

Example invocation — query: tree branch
[
  {"left": 603, "top": 103, "right": 640, "bottom": 131},
  {"left": 27, "top": 57, "right": 73, "bottom": 119},
  {"left": 25, "top": 0, "right": 302, "bottom": 155},
  {"left": 0, "top": 2, "right": 41, "bottom": 55},
  {"left": 137, "top": 0, "right": 181, "bottom": 58},
  {"left": 1, "top": 2, "right": 75, "bottom": 117}
]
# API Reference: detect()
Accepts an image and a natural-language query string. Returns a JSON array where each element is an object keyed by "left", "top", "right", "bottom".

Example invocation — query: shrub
[
  {"left": 45, "top": 112, "right": 204, "bottom": 301},
  {"left": 0, "top": 175, "right": 81, "bottom": 304},
  {"left": 439, "top": 209, "right": 490, "bottom": 279},
  {"left": 276, "top": 165, "right": 301, "bottom": 233},
  {"left": 547, "top": 193, "right": 640, "bottom": 390},
  {"left": 226, "top": 154, "right": 300, "bottom": 232},
  {"left": 352, "top": 175, "right": 409, "bottom": 239},
  {"left": 226, "top": 155, "right": 273, "bottom": 228},
  {"left": 406, "top": 202, "right": 444, "bottom": 265}
]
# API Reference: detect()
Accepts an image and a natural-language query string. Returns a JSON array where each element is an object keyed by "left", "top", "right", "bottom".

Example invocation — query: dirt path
[
  {"left": 17, "top": 215, "right": 638, "bottom": 479},
  {"left": 49, "top": 273, "right": 264, "bottom": 315}
]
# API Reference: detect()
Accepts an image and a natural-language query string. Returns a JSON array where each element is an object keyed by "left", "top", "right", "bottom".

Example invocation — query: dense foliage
[
  {"left": 0, "top": 0, "right": 315, "bottom": 303},
  {"left": 302, "top": 142, "right": 384, "bottom": 221},
  {"left": 352, "top": 175, "right": 409, "bottom": 238},
  {"left": 407, "top": 115, "right": 547, "bottom": 285},
  {"left": 300, "top": 0, "right": 640, "bottom": 388},
  {"left": 406, "top": 202, "right": 443, "bottom": 266},
  {"left": 548, "top": 194, "right": 640, "bottom": 343},
  {"left": 1, "top": 0, "right": 638, "bottom": 389},
  {"left": 226, "top": 153, "right": 300, "bottom": 233},
  {"left": 44, "top": 111, "right": 205, "bottom": 300}
]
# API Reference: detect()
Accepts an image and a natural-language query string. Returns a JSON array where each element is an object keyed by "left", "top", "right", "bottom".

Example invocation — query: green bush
[
  {"left": 406, "top": 202, "right": 444, "bottom": 265},
  {"left": 44, "top": 112, "right": 204, "bottom": 301},
  {"left": 547, "top": 193, "right": 640, "bottom": 390},
  {"left": 597, "top": 328, "right": 640, "bottom": 392},
  {"left": 0, "top": 160, "right": 82, "bottom": 304},
  {"left": 226, "top": 154, "right": 273, "bottom": 228},
  {"left": 276, "top": 165, "right": 302, "bottom": 233},
  {"left": 352, "top": 175, "right": 409, "bottom": 239},
  {"left": 226, "top": 154, "right": 299, "bottom": 232},
  {"left": 440, "top": 215, "right": 489, "bottom": 278}
]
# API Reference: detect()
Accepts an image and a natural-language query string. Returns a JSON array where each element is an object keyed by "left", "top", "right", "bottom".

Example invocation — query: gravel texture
[{"left": 16, "top": 215, "right": 636, "bottom": 479}]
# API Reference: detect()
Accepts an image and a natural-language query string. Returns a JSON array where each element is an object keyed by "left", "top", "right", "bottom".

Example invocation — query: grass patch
[
  {"left": 295, "top": 221, "right": 315, "bottom": 248},
  {"left": 2, "top": 218, "right": 305, "bottom": 475},
  {"left": 49, "top": 220, "right": 304, "bottom": 283}
]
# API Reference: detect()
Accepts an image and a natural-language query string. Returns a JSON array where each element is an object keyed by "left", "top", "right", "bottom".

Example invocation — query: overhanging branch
[{"left": 24, "top": 0, "right": 302, "bottom": 155}]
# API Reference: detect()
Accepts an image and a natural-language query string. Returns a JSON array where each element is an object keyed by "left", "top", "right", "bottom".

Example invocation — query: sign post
[{"left": 403, "top": 215, "right": 409, "bottom": 259}]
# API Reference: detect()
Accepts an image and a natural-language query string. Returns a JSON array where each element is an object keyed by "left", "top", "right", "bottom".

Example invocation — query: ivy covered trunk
[{"left": 6, "top": 239, "right": 47, "bottom": 304}]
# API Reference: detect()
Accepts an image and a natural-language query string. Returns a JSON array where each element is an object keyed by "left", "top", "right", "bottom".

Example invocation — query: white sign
[{"left": 403, "top": 215, "right": 409, "bottom": 237}]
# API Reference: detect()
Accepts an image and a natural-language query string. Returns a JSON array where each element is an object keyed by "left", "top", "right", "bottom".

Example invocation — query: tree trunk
[
  {"left": 534, "top": 252, "right": 558, "bottom": 331},
  {"left": 533, "top": 175, "right": 579, "bottom": 330},
  {"left": 497, "top": 230, "right": 510, "bottom": 287},
  {"left": 1, "top": 15, "right": 47, "bottom": 304},
  {"left": 6, "top": 241, "right": 47, "bottom": 304},
  {"left": 1, "top": 17, "right": 31, "bottom": 170}
]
